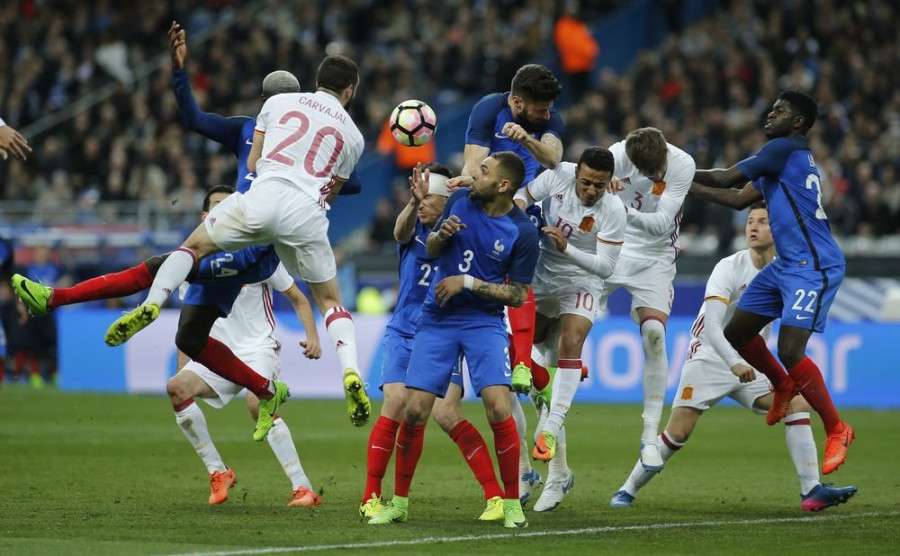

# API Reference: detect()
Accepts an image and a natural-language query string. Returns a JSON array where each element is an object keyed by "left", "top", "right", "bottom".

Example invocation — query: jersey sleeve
[
  {"left": 737, "top": 138, "right": 794, "bottom": 182},
  {"left": 265, "top": 263, "right": 296, "bottom": 292},
  {"left": 171, "top": 69, "right": 248, "bottom": 153},
  {"left": 333, "top": 132, "right": 364, "bottom": 181},
  {"left": 507, "top": 217, "right": 540, "bottom": 284},
  {"left": 597, "top": 195, "right": 627, "bottom": 246},
  {"left": 254, "top": 97, "right": 276, "bottom": 135},
  {"left": 464, "top": 95, "right": 500, "bottom": 147},
  {"left": 517, "top": 166, "right": 555, "bottom": 206},
  {"left": 701, "top": 257, "right": 745, "bottom": 368}
]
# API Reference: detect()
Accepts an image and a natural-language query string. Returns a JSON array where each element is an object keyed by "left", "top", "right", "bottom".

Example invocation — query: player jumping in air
[{"left": 691, "top": 89, "right": 854, "bottom": 475}]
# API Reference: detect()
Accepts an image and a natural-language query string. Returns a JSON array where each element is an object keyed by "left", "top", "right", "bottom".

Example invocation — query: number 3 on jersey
[
  {"left": 458, "top": 250, "right": 474, "bottom": 273},
  {"left": 266, "top": 110, "right": 345, "bottom": 178}
]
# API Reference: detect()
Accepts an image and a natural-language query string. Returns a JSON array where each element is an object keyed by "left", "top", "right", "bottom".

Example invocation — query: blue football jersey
[
  {"left": 422, "top": 189, "right": 540, "bottom": 317},
  {"left": 194, "top": 245, "right": 281, "bottom": 287},
  {"left": 387, "top": 222, "right": 437, "bottom": 337},
  {"left": 465, "top": 92, "right": 564, "bottom": 184},
  {"left": 738, "top": 136, "right": 844, "bottom": 270}
]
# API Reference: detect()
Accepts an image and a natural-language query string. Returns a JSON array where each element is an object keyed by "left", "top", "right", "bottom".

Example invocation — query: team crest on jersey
[
  {"left": 621, "top": 177, "right": 631, "bottom": 184},
  {"left": 209, "top": 217, "right": 216, "bottom": 226},
  {"left": 578, "top": 216, "right": 595, "bottom": 232},
  {"left": 493, "top": 239, "right": 505, "bottom": 257},
  {"left": 554, "top": 193, "right": 563, "bottom": 201},
  {"left": 681, "top": 386, "right": 693, "bottom": 400},
  {"left": 652, "top": 181, "right": 666, "bottom": 195}
]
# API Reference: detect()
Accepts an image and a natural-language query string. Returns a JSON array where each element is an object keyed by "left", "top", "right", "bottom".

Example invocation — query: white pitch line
[{"left": 163, "top": 511, "right": 897, "bottom": 556}]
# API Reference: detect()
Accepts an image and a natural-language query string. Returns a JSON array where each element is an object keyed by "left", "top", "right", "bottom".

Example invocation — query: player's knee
[
  {"left": 432, "top": 406, "right": 462, "bottom": 434},
  {"left": 484, "top": 400, "right": 511, "bottom": 423},
  {"left": 788, "top": 395, "right": 810, "bottom": 414},
  {"left": 144, "top": 255, "right": 166, "bottom": 276},
  {"left": 166, "top": 377, "right": 190, "bottom": 404},
  {"left": 776, "top": 347, "right": 802, "bottom": 370},
  {"left": 640, "top": 320, "right": 666, "bottom": 359},
  {"left": 380, "top": 396, "right": 405, "bottom": 422},
  {"left": 558, "top": 334, "right": 585, "bottom": 359}
]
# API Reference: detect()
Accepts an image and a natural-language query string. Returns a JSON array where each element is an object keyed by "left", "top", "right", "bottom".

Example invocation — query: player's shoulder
[
  {"left": 714, "top": 249, "right": 752, "bottom": 274},
  {"left": 507, "top": 206, "right": 539, "bottom": 239},
  {"left": 474, "top": 92, "right": 509, "bottom": 110},
  {"left": 666, "top": 142, "right": 696, "bottom": 172},
  {"left": 539, "top": 161, "right": 576, "bottom": 188},
  {"left": 601, "top": 189, "right": 626, "bottom": 212}
]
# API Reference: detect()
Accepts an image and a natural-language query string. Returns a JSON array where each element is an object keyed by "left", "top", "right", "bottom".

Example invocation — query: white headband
[{"left": 427, "top": 173, "right": 451, "bottom": 197}]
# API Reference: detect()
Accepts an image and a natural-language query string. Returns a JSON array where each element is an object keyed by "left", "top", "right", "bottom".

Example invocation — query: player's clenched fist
[
  {"left": 502, "top": 122, "right": 529, "bottom": 143},
  {"left": 446, "top": 174, "right": 474, "bottom": 191},
  {"left": 437, "top": 215, "right": 466, "bottom": 240},
  {"left": 730, "top": 363, "right": 756, "bottom": 383}
]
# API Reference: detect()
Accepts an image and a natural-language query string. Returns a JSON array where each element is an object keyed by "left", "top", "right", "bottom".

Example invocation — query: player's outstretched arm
[
  {"left": 169, "top": 21, "right": 247, "bottom": 151},
  {"left": 693, "top": 165, "right": 748, "bottom": 189},
  {"left": 502, "top": 122, "right": 563, "bottom": 169},
  {"left": 279, "top": 283, "right": 322, "bottom": 359},
  {"left": 689, "top": 182, "right": 762, "bottom": 210},
  {"left": 394, "top": 164, "right": 428, "bottom": 244},
  {"left": 0, "top": 119, "right": 31, "bottom": 161}
]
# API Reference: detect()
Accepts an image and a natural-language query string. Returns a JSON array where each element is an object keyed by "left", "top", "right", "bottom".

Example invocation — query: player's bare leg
[
  {"left": 636, "top": 307, "right": 669, "bottom": 471},
  {"left": 308, "top": 278, "right": 370, "bottom": 427}
]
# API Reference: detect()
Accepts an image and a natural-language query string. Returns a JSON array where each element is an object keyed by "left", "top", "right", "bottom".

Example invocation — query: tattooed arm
[{"left": 433, "top": 275, "right": 529, "bottom": 308}]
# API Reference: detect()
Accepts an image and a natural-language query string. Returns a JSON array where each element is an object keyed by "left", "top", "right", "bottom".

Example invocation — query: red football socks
[
  {"left": 490, "top": 416, "right": 520, "bottom": 500},
  {"left": 50, "top": 262, "right": 154, "bottom": 308},
  {"left": 736, "top": 335, "right": 792, "bottom": 391},
  {"left": 449, "top": 420, "right": 504, "bottom": 500},
  {"left": 788, "top": 356, "right": 842, "bottom": 434},
  {"left": 394, "top": 421, "right": 426, "bottom": 498},
  {"left": 363, "top": 416, "right": 400, "bottom": 501},
  {"left": 195, "top": 337, "right": 272, "bottom": 397},
  {"left": 508, "top": 288, "right": 536, "bottom": 369}
]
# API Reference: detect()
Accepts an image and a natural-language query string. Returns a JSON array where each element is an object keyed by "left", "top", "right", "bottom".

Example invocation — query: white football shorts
[
  {"left": 204, "top": 177, "right": 336, "bottom": 283},
  {"left": 533, "top": 268, "right": 603, "bottom": 322},
  {"left": 598, "top": 254, "right": 675, "bottom": 322},
  {"left": 672, "top": 358, "right": 772, "bottom": 414},
  {"left": 181, "top": 348, "right": 281, "bottom": 409}
]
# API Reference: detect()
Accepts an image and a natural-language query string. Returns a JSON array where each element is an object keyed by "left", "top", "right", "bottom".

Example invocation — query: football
[{"left": 389, "top": 100, "right": 437, "bottom": 147}]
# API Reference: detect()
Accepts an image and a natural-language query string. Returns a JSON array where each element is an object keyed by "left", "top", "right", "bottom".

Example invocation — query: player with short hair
[
  {"left": 168, "top": 20, "right": 361, "bottom": 196},
  {"left": 609, "top": 203, "right": 857, "bottom": 511},
  {"left": 368, "top": 152, "right": 539, "bottom": 529},
  {"left": 600, "top": 127, "right": 695, "bottom": 472},
  {"left": 690, "top": 89, "right": 854, "bottom": 475},
  {"left": 451, "top": 63, "right": 564, "bottom": 502},
  {"left": 105, "top": 54, "right": 370, "bottom": 441},
  {"left": 512, "top": 146, "right": 626, "bottom": 511},
  {"left": 360, "top": 162, "right": 507, "bottom": 522}
]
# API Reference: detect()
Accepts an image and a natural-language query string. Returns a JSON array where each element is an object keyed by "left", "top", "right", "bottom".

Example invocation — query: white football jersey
[
  {"left": 523, "top": 162, "right": 627, "bottom": 284},
  {"left": 179, "top": 263, "right": 295, "bottom": 358},
  {"left": 686, "top": 250, "right": 771, "bottom": 365},
  {"left": 254, "top": 91, "right": 364, "bottom": 206},
  {"left": 609, "top": 140, "right": 695, "bottom": 260}
]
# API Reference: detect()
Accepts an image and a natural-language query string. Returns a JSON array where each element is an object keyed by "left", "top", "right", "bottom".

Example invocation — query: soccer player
[
  {"left": 360, "top": 162, "right": 506, "bottom": 522},
  {"left": 511, "top": 146, "right": 626, "bottom": 511},
  {"left": 368, "top": 152, "right": 539, "bottom": 529},
  {"left": 599, "top": 127, "right": 695, "bottom": 471},
  {"left": 13, "top": 188, "right": 292, "bottom": 441},
  {"left": 609, "top": 203, "right": 857, "bottom": 511},
  {"left": 452, "top": 63, "right": 564, "bottom": 498},
  {"left": 168, "top": 20, "right": 362, "bottom": 195},
  {"left": 105, "top": 55, "right": 370, "bottom": 438},
  {"left": 166, "top": 188, "right": 323, "bottom": 507},
  {"left": 0, "top": 116, "right": 30, "bottom": 161},
  {"left": 690, "top": 89, "right": 854, "bottom": 474}
]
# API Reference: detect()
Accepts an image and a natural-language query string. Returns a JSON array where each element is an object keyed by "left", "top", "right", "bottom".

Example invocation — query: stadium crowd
[{"left": 0, "top": 0, "right": 897, "bottom": 252}]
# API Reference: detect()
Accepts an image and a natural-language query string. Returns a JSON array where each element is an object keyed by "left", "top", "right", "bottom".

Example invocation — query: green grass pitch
[{"left": 0, "top": 389, "right": 896, "bottom": 555}]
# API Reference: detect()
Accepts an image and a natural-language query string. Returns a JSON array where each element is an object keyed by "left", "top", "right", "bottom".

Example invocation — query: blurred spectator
[
  {"left": 368, "top": 198, "right": 398, "bottom": 252},
  {"left": 553, "top": 1, "right": 600, "bottom": 106}
]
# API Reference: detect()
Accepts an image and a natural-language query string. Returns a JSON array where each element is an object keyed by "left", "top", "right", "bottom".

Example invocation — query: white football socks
[
  {"left": 542, "top": 363, "right": 581, "bottom": 437},
  {"left": 640, "top": 319, "right": 668, "bottom": 445},
  {"left": 146, "top": 248, "right": 196, "bottom": 307},
  {"left": 324, "top": 306, "right": 359, "bottom": 373},
  {"left": 785, "top": 412, "right": 820, "bottom": 495},
  {"left": 267, "top": 418, "right": 312, "bottom": 490},
  {"left": 509, "top": 392, "right": 532, "bottom": 477},
  {"left": 175, "top": 402, "right": 226, "bottom": 474},
  {"left": 621, "top": 431, "right": 681, "bottom": 496}
]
